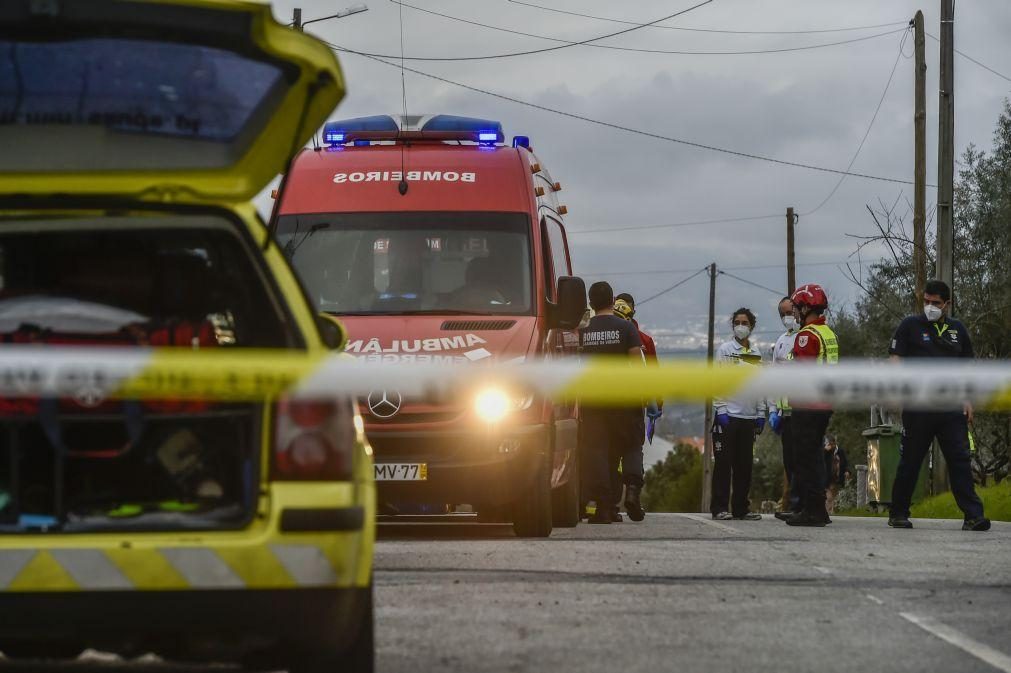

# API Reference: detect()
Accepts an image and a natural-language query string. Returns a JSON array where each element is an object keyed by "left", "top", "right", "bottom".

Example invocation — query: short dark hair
[
  {"left": 731, "top": 307, "right": 757, "bottom": 328},
  {"left": 588, "top": 281, "right": 614, "bottom": 311},
  {"left": 615, "top": 292, "right": 635, "bottom": 309},
  {"left": 924, "top": 279, "right": 951, "bottom": 301}
]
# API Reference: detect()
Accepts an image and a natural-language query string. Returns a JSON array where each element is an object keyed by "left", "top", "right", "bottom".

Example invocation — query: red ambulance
[{"left": 274, "top": 115, "right": 586, "bottom": 537}]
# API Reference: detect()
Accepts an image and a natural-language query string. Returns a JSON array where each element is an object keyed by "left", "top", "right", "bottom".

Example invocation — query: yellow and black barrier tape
[{"left": 0, "top": 347, "right": 1008, "bottom": 410}]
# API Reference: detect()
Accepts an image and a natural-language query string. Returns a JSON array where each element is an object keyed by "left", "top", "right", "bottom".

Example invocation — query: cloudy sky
[{"left": 256, "top": 0, "right": 1011, "bottom": 353}]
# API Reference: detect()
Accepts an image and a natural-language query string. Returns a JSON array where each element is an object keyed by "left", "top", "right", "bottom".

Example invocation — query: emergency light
[{"left": 321, "top": 114, "right": 506, "bottom": 145}]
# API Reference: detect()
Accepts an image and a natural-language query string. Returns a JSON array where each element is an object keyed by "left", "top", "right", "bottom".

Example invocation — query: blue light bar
[
  {"left": 322, "top": 115, "right": 400, "bottom": 145},
  {"left": 422, "top": 115, "right": 504, "bottom": 143},
  {"left": 512, "top": 135, "right": 530, "bottom": 148}
]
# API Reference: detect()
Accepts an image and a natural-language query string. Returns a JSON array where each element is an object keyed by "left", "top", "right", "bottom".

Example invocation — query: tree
[{"left": 642, "top": 444, "right": 702, "bottom": 512}]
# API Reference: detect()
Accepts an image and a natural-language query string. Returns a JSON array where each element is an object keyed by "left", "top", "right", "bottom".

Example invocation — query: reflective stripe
[
  {"left": 159, "top": 548, "right": 245, "bottom": 588},
  {"left": 49, "top": 549, "right": 132, "bottom": 590},
  {"left": 799, "top": 323, "right": 839, "bottom": 364},
  {"left": 0, "top": 550, "right": 36, "bottom": 587},
  {"left": 270, "top": 545, "right": 338, "bottom": 586}
]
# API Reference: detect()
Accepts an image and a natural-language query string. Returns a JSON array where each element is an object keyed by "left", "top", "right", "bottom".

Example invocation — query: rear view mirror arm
[{"left": 264, "top": 71, "right": 330, "bottom": 250}]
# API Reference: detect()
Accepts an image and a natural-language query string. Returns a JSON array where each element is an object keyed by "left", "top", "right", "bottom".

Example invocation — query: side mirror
[
  {"left": 317, "top": 313, "right": 348, "bottom": 351},
  {"left": 552, "top": 276, "right": 587, "bottom": 329}
]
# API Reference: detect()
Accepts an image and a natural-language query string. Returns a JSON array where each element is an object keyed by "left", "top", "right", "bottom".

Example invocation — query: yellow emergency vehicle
[{"left": 0, "top": 1, "right": 374, "bottom": 670}]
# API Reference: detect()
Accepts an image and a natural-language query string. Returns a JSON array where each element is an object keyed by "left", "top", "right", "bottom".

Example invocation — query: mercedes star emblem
[{"left": 367, "top": 389, "right": 403, "bottom": 419}]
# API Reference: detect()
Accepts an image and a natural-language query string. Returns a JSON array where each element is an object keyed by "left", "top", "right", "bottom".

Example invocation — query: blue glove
[
  {"left": 769, "top": 411, "right": 782, "bottom": 434},
  {"left": 646, "top": 401, "right": 662, "bottom": 420},
  {"left": 754, "top": 417, "right": 766, "bottom": 433},
  {"left": 715, "top": 413, "right": 730, "bottom": 429}
]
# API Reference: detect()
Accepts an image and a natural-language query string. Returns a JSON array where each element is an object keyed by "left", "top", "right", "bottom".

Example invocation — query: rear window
[
  {"left": 0, "top": 37, "right": 287, "bottom": 172},
  {"left": 0, "top": 215, "right": 295, "bottom": 348}
]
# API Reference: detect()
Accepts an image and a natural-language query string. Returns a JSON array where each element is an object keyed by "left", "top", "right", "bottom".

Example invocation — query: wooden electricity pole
[
  {"left": 700, "top": 262, "right": 717, "bottom": 513},
  {"left": 936, "top": 0, "right": 955, "bottom": 297},
  {"left": 292, "top": 7, "right": 303, "bottom": 30},
  {"left": 913, "top": 11, "right": 927, "bottom": 310},
  {"left": 786, "top": 207, "right": 796, "bottom": 295}
]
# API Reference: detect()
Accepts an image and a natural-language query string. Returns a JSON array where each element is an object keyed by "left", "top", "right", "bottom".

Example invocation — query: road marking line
[
  {"left": 813, "top": 566, "right": 832, "bottom": 575},
  {"left": 675, "top": 513, "right": 742, "bottom": 535},
  {"left": 900, "top": 612, "right": 1011, "bottom": 672},
  {"left": 866, "top": 594, "right": 885, "bottom": 605}
]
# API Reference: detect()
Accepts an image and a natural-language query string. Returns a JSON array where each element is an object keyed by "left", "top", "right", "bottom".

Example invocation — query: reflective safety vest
[{"left": 799, "top": 323, "right": 839, "bottom": 364}]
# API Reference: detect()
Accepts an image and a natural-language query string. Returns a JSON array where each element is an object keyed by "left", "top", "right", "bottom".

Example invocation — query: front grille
[{"left": 440, "top": 320, "right": 516, "bottom": 331}]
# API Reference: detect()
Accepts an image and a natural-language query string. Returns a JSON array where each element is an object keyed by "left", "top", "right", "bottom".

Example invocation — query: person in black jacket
[
  {"left": 887, "top": 279, "right": 989, "bottom": 531},
  {"left": 822, "top": 435, "right": 849, "bottom": 514}
]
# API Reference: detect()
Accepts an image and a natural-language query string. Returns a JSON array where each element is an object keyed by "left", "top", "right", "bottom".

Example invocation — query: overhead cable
[
  {"left": 507, "top": 0, "right": 910, "bottom": 36},
  {"left": 369, "top": 1, "right": 906, "bottom": 60},
  {"left": 718, "top": 270, "right": 784, "bottom": 296},
  {"left": 587, "top": 260, "right": 855, "bottom": 277},
  {"left": 925, "top": 32, "right": 1011, "bottom": 84},
  {"left": 636, "top": 267, "right": 709, "bottom": 305},
  {"left": 331, "top": 43, "right": 924, "bottom": 187}
]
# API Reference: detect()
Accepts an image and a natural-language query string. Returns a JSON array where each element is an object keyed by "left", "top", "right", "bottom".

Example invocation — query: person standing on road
[
  {"left": 769, "top": 296, "right": 801, "bottom": 520},
  {"left": 784, "top": 284, "right": 838, "bottom": 528},
  {"left": 612, "top": 294, "right": 661, "bottom": 522},
  {"left": 579, "top": 282, "right": 643, "bottom": 525},
  {"left": 887, "top": 280, "right": 990, "bottom": 531},
  {"left": 710, "top": 308, "right": 766, "bottom": 522}
]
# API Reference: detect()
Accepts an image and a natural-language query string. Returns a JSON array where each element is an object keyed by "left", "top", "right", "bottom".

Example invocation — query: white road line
[
  {"left": 813, "top": 566, "right": 833, "bottom": 575},
  {"left": 675, "top": 513, "right": 742, "bottom": 535},
  {"left": 865, "top": 593, "right": 885, "bottom": 605},
  {"left": 900, "top": 612, "right": 1011, "bottom": 672}
]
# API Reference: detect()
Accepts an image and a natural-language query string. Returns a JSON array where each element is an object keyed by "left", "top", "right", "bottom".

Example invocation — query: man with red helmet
[{"left": 784, "top": 283, "right": 839, "bottom": 527}]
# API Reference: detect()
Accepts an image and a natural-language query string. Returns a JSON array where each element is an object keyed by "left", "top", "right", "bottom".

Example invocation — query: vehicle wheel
[
  {"left": 551, "top": 461, "right": 580, "bottom": 528},
  {"left": 288, "top": 584, "right": 374, "bottom": 673},
  {"left": 511, "top": 450, "right": 553, "bottom": 538}
]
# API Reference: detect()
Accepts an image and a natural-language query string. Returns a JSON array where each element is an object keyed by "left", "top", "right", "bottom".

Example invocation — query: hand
[
  {"left": 964, "top": 402, "right": 974, "bottom": 425},
  {"left": 769, "top": 411, "right": 782, "bottom": 434},
  {"left": 754, "top": 417, "right": 766, "bottom": 434},
  {"left": 646, "top": 402, "right": 663, "bottom": 420},
  {"left": 715, "top": 413, "right": 731, "bottom": 429}
]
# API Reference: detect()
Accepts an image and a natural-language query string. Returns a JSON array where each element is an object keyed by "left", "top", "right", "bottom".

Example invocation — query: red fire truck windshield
[{"left": 277, "top": 212, "right": 533, "bottom": 316}]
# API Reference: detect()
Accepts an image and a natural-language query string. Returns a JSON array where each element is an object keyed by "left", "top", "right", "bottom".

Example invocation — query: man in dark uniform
[
  {"left": 887, "top": 280, "right": 990, "bottom": 531},
  {"left": 579, "top": 282, "right": 643, "bottom": 524}
]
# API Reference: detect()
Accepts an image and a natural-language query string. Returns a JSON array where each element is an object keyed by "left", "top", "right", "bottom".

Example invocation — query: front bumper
[{"left": 369, "top": 423, "right": 549, "bottom": 506}]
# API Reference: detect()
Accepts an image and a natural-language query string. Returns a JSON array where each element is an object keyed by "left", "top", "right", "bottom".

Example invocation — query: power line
[
  {"left": 801, "top": 28, "right": 910, "bottom": 217},
  {"left": 377, "top": 1, "right": 906, "bottom": 60},
  {"left": 331, "top": 43, "right": 923, "bottom": 187},
  {"left": 718, "top": 270, "right": 784, "bottom": 296},
  {"left": 585, "top": 260, "right": 854, "bottom": 277},
  {"left": 636, "top": 267, "right": 709, "bottom": 305},
  {"left": 354, "top": 0, "right": 715, "bottom": 63},
  {"left": 508, "top": 0, "right": 910, "bottom": 36},
  {"left": 926, "top": 32, "right": 1011, "bottom": 84},
  {"left": 567, "top": 214, "right": 782, "bottom": 235}
]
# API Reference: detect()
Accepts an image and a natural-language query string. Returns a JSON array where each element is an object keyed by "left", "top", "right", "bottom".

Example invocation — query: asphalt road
[{"left": 376, "top": 514, "right": 1011, "bottom": 673}]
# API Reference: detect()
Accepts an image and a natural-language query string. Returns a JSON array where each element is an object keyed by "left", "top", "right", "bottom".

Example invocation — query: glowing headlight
[{"left": 473, "top": 388, "right": 533, "bottom": 423}]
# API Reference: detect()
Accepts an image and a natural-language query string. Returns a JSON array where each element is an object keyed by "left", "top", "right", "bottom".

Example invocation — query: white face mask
[
  {"left": 781, "top": 315, "right": 798, "bottom": 331},
  {"left": 733, "top": 324, "right": 751, "bottom": 340},
  {"left": 924, "top": 303, "right": 943, "bottom": 322}
]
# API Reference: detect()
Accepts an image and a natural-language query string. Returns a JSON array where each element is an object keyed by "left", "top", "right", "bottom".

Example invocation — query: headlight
[{"left": 473, "top": 387, "right": 533, "bottom": 423}]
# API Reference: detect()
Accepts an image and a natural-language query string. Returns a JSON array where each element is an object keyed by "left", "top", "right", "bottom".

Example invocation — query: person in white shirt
[
  {"left": 710, "top": 308, "right": 767, "bottom": 521},
  {"left": 769, "top": 296, "right": 801, "bottom": 520}
]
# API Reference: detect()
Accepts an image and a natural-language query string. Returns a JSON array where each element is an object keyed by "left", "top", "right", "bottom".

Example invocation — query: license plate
[{"left": 374, "top": 463, "right": 428, "bottom": 481}]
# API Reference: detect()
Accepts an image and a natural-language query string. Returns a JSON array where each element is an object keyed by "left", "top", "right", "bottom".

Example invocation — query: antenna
[{"left": 397, "top": 0, "right": 409, "bottom": 195}]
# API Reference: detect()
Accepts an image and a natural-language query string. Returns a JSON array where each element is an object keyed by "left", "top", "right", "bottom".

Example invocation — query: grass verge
[{"left": 838, "top": 479, "right": 1011, "bottom": 521}]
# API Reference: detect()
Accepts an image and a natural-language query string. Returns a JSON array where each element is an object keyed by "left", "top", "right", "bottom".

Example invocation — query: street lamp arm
[{"left": 300, "top": 4, "right": 369, "bottom": 27}]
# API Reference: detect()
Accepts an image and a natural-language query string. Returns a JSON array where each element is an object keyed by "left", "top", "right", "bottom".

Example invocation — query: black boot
[
  {"left": 785, "top": 510, "right": 827, "bottom": 527},
  {"left": 624, "top": 485, "right": 645, "bottom": 522}
]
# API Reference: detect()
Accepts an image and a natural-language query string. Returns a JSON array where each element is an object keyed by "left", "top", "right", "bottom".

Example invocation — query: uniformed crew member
[
  {"left": 710, "top": 308, "right": 766, "bottom": 521},
  {"left": 579, "top": 282, "right": 643, "bottom": 524},
  {"left": 769, "top": 296, "right": 801, "bottom": 520},
  {"left": 784, "top": 284, "right": 838, "bottom": 528},
  {"left": 887, "top": 279, "right": 990, "bottom": 531}
]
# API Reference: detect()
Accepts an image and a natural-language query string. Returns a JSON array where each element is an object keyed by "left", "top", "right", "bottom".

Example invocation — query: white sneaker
[{"left": 713, "top": 511, "right": 733, "bottom": 521}]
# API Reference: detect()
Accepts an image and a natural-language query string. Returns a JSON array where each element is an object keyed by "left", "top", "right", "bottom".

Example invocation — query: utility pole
[
  {"left": 292, "top": 7, "right": 302, "bottom": 30},
  {"left": 913, "top": 11, "right": 927, "bottom": 310},
  {"left": 700, "top": 262, "right": 717, "bottom": 513},
  {"left": 786, "top": 207, "right": 796, "bottom": 294},
  {"left": 936, "top": 0, "right": 955, "bottom": 297}
]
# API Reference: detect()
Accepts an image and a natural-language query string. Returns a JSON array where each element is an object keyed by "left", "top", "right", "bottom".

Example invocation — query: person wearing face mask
[
  {"left": 769, "top": 296, "right": 802, "bottom": 519},
  {"left": 783, "top": 284, "right": 838, "bottom": 528},
  {"left": 886, "top": 280, "right": 989, "bottom": 531},
  {"left": 710, "top": 308, "right": 766, "bottom": 521}
]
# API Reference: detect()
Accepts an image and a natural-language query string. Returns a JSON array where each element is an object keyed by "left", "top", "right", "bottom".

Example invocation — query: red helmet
[{"left": 791, "top": 283, "right": 828, "bottom": 310}]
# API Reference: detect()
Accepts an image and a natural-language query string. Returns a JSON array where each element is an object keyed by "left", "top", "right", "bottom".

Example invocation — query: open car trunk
[{"left": 0, "top": 213, "right": 298, "bottom": 532}]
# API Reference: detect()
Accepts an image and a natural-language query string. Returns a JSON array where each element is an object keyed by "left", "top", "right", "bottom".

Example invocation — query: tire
[
  {"left": 289, "top": 584, "right": 374, "bottom": 673},
  {"left": 551, "top": 465, "right": 580, "bottom": 528},
  {"left": 511, "top": 450, "right": 553, "bottom": 538}
]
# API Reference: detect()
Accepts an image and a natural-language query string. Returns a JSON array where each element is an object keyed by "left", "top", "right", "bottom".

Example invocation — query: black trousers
[
  {"left": 791, "top": 409, "right": 832, "bottom": 515},
  {"left": 890, "top": 411, "right": 984, "bottom": 520},
  {"left": 582, "top": 409, "right": 638, "bottom": 509},
  {"left": 780, "top": 415, "right": 803, "bottom": 512},
  {"left": 709, "top": 417, "right": 755, "bottom": 517},
  {"left": 610, "top": 412, "right": 646, "bottom": 503}
]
